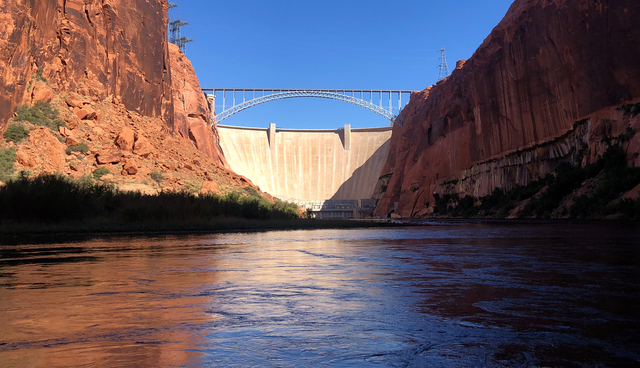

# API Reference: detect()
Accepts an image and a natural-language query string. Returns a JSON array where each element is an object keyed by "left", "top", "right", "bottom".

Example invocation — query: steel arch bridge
[{"left": 202, "top": 88, "right": 415, "bottom": 126}]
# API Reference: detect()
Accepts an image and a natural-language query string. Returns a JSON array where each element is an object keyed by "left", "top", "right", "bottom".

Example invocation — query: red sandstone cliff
[
  {"left": 169, "top": 44, "right": 227, "bottom": 167},
  {"left": 0, "top": 0, "right": 173, "bottom": 129},
  {"left": 375, "top": 0, "right": 640, "bottom": 217},
  {"left": 0, "top": 0, "right": 227, "bottom": 163},
  {"left": 0, "top": 0, "right": 258, "bottom": 195}
]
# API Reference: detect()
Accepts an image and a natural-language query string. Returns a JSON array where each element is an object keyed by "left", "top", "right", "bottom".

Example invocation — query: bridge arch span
[{"left": 203, "top": 89, "right": 414, "bottom": 126}]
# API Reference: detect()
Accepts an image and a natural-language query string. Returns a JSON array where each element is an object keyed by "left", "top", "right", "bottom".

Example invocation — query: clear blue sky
[{"left": 170, "top": 0, "right": 515, "bottom": 129}]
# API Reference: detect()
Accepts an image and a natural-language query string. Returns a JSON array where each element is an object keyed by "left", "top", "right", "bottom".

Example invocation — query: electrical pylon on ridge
[
  {"left": 438, "top": 46, "right": 449, "bottom": 80},
  {"left": 167, "top": 3, "right": 194, "bottom": 54}
]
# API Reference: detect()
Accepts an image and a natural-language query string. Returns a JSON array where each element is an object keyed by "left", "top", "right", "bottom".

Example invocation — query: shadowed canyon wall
[
  {"left": 218, "top": 125, "right": 392, "bottom": 201},
  {"left": 375, "top": 0, "right": 640, "bottom": 217}
]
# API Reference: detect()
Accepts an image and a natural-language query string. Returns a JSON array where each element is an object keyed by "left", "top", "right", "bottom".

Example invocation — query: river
[{"left": 1, "top": 222, "right": 639, "bottom": 367}]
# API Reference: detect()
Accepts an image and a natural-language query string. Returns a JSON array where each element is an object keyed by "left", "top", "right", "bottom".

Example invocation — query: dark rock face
[
  {"left": 0, "top": 0, "right": 173, "bottom": 130},
  {"left": 375, "top": 0, "right": 640, "bottom": 217}
]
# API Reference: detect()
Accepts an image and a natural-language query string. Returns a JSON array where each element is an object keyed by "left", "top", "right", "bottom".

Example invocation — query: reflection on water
[{"left": 1, "top": 223, "right": 640, "bottom": 367}]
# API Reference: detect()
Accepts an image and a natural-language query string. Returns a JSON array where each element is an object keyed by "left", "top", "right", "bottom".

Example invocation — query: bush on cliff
[
  {"left": 520, "top": 163, "right": 592, "bottom": 218},
  {"left": 620, "top": 103, "right": 640, "bottom": 118},
  {"left": 34, "top": 67, "right": 48, "bottom": 83},
  {"left": 93, "top": 167, "right": 111, "bottom": 181},
  {"left": 569, "top": 146, "right": 640, "bottom": 219},
  {"left": 3, "top": 123, "right": 30, "bottom": 144},
  {"left": 0, "top": 148, "right": 17, "bottom": 182},
  {"left": 150, "top": 170, "right": 163, "bottom": 184},
  {"left": 0, "top": 174, "right": 301, "bottom": 225},
  {"left": 66, "top": 143, "right": 89, "bottom": 155},
  {"left": 14, "top": 101, "right": 66, "bottom": 130},
  {"left": 434, "top": 193, "right": 479, "bottom": 217}
]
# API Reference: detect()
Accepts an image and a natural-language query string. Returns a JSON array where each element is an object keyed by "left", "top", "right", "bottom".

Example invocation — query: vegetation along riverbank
[{"left": 0, "top": 173, "right": 401, "bottom": 240}]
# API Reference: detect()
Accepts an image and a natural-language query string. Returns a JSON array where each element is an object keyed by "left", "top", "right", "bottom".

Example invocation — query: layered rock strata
[{"left": 375, "top": 0, "right": 640, "bottom": 217}]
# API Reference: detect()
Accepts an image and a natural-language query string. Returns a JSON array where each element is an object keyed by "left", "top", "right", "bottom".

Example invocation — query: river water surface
[{"left": 1, "top": 222, "right": 640, "bottom": 367}]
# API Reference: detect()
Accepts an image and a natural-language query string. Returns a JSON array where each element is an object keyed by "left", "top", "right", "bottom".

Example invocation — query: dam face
[{"left": 217, "top": 124, "right": 392, "bottom": 205}]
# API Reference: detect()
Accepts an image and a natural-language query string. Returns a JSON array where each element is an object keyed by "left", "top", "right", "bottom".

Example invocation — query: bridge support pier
[{"left": 207, "top": 94, "right": 215, "bottom": 123}]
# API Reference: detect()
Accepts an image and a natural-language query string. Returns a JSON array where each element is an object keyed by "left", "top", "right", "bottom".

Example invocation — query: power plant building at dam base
[{"left": 217, "top": 124, "right": 392, "bottom": 218}]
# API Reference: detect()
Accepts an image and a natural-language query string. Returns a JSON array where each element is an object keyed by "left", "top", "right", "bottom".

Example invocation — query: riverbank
[{"left": 0, "top": 173, "right": 407, "bottom": 243}]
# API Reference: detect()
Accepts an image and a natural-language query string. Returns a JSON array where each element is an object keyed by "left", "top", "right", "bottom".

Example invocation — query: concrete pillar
[
  {"left": 344, "top": 123, "right": 351, "bottom": 150},
  {"left": 207, "top": 95, "right": 216, "bottom": 124},
  {"left": 268, "top": 123, "right": 276, "bottom": 150}
]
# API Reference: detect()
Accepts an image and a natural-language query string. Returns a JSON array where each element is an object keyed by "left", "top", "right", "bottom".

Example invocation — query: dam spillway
[{"left": 217, "top": 124, "right": 392, "bottom": 204}]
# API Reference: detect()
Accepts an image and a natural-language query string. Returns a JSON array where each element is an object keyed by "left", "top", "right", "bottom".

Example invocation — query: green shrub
[
  {"left": 619, "top": 126, "right": 636, "bottom": 143},
  {"left": 433, "top": 193, "right": 457, "bottom": 215},
  {"left": 35, "top": 67, "right": 48, "bottom": 83},
  {"left": 0, "top": 174, "right": 113, "bottom": 223},
  {"left": 244, "top": 186, "right": 261, "bottom": 198},
  {"left": 185, "top": 182, "right": 200, "bottom": 194},
  {"left": 93, "top": 167, "right": 111, "bottom": 181},
  {"left": 621, "top": 103, "right": 640, "bottom": 117},
  {"left": 14, "top": 101, "right": 66, "bottom": 129},
  {"left": 150, "top": 170, "right": 164, "bottom": 184},
  {"left": 524, "top": 163, "right": 590, "bottom": 218},
  {"left": 3, "top": 123, "right": 30, "bottom": 144},
  {"left": 76, "top": 174, "right": 94, "bottom": 188},
  {"left": 569, "top": 147, "right": 640, "bottom": 219},
  {"left": 455, "top": 195, "right": 479, "bottom": 217},
  {"left": 18, "top": 170, "right": 33, "bottom": 178},
  {"left": 271, "top": 199, "right": 301, "bottom": 219},
  {"left": 66, "top": 143, "right": 90, "bottom": 155},
  {"left": 0, "top": 148, "right": 17, "bottom": 182}
]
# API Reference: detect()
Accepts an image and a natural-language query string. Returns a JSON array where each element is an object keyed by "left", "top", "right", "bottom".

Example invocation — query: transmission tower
[
  {"left": 438, "top": 46, "right": 449, "bottom": 80},
  {"left": 167, "top": 4, "right": 194, "bottom": 54}
]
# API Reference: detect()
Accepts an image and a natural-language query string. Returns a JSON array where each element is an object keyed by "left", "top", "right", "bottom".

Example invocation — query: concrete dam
[{"left": 217, "top": 123, "right": 392, "bottom": 215}]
